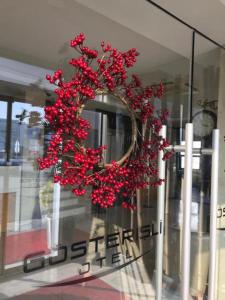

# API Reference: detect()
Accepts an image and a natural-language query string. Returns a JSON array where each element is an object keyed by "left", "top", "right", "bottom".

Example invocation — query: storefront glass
[{"left": 0, "top": 1, "right": 225, "bottom": 300}]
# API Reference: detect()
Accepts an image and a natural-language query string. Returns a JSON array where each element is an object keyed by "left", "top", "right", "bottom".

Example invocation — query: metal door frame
[{"left": 155, "top": 123, "right": 219, "bottom": 300}]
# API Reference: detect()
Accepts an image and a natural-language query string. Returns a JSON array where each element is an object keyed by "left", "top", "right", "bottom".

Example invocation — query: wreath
[{"left": 37, "top": 33, "right": 172, "bottom": 209}]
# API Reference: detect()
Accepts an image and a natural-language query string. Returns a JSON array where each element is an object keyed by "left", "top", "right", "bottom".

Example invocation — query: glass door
[
  {"left": 0, "top": 89, "right": 154, "bottom": 299},
  {"left": 0, "top": 98, "right": 48, "bottom": 276}
]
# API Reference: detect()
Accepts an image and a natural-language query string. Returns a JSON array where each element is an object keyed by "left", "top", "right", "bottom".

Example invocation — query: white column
[
  {"left": 181, "top": 123, "right": 193, "bottom": 300},
  {"left": 156, "top": 125, "right": 166, "bottom": 300},
  {"left": 47, "top": 182, "right": 60, "bottom": 257},
  {"left": 208, "top": 129, "right": 219, "bottom": 300}
]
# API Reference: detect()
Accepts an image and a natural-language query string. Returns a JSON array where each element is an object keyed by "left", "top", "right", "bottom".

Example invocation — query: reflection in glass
[
  {"left": 1, "top": 5, "right": 223, "bottom": 300},
  {"left": 0, "top": 101, "right": 7, "bottom": 165},
  {"left": 11, "top": 102, "right": 44, "bottom": 164},
  {"left": 84, "top": 93, "right": 133, "bottom": 164}
]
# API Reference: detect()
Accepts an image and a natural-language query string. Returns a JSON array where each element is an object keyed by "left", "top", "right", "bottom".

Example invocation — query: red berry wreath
[{"left": 37, "top": 33, "right": 172, "bottom": 209}]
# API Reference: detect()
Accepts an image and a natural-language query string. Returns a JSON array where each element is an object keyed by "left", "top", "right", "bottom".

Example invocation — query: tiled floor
[
  {"left": 0, "top": 222, "right": 191, "bottom": 300},
  {"left": 0, "top": 257, "right": 185, "bottom": 300}
]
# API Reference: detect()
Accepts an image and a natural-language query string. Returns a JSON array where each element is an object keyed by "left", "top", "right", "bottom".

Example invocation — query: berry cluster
[{"left": 37, "top": 33, "right": 172, "bottom": 209}]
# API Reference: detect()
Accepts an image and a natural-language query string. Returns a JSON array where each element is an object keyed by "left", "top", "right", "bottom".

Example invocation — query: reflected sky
[
  {"left": 0, "top": 101, "right": 7, "bottom": 119},
  {"left": 0, "top": 100, "right": 44, "bottom": 123}
]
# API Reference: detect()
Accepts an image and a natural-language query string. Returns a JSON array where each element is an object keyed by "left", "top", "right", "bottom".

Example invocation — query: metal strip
[
  {"left": 165, "top": 145, "right": 213, "bottom": 155},
  {"left": 179, "top": 104, "right": 183, "bottom": 143},
  {"left": 49, "top": 182, "right": 60, "bottom": 257},
  {"left": 189, "top": 31, "right": 195, "bottom": 122},
  {"left": 208, "top": 129, "right": 220, "bottom": 300},
  {"left": 156, "top": 125, "right": 166, "bottom": 300},
  {"left": 145, "top": 0, "right": 225, "bottom": 51},
  {"left": 181, "top": 123, "right": 193, "bottom": 300}
]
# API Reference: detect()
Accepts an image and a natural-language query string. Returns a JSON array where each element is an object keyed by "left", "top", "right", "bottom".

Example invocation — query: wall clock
[{"left": 192, "top": 109, "right": 217, "bottom": 138}]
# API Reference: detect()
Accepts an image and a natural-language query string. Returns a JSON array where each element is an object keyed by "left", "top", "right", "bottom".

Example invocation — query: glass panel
[
  {"left": 0, "top": 98, "right": 48, "bottom": 272},
  {"left": 211, "top": 41, "right": 225, "bottom": 300},
  {"left": 191, "top": 33, "right": 221, "bottom": 299},
  {"left": 141, "top": 40, "right": 192, "bottom": 300},
  {"left": 0, "top": 2, "right": 194, "bottom": 300},
  {"left": 193, "top": 34, "right": 219, "bottom": 148},
  {"left": 10, "top": 101, "right": 44, "bottom": 164},
  {"left": 84, "top": 93, "right": 133, "bottom": 164}
]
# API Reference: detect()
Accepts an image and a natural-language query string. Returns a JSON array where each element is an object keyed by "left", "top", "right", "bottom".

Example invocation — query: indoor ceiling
[
  {"left": 154, "top": 0, "right": 225, "bottom": 47},
  {"left": 0, "top": 0, "right": 179, "bottom": 74},
  {"left": 0, "top": 0, "right": 224, "bottom": 74},
  {"left": 0, "top": 0, "right": 222, "bottom": 123},
  {"left": 74, "top": 0, "right": 225, "bottom": 54}
]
